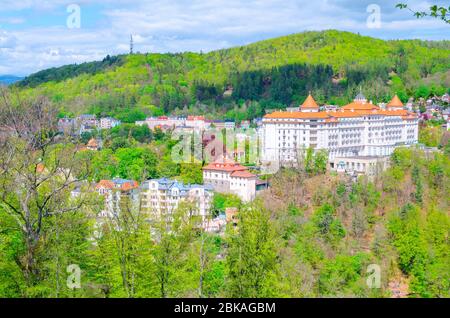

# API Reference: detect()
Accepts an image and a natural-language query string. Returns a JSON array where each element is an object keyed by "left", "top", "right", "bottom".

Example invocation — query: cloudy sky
[{"left": 0, "top": 0, "right": 449, "bottom": 76}]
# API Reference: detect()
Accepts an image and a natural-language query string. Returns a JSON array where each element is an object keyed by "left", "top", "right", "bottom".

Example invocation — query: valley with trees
[{"left": 0, "top": 29, "right": 449, "bottom": 299}]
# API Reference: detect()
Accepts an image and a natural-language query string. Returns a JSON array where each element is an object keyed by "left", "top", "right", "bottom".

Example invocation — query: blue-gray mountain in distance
[{"left": 0, "top": 75, "right": 24, "bottom": 85}]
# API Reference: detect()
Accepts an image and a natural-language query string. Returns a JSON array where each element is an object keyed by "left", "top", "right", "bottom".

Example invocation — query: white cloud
[
  {"left": 0, "top": 30, "right": 17, "bottom": 48},
  {"left": 0, "top": 0, "right": 449, "bottom": 75}
]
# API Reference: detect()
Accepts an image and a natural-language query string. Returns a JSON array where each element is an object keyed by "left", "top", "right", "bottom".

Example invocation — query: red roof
[
  {"left": 96, "top": 180, "right": 115, "bottom": 189},
  {"left": 301, "top": 94, "right": 319, "bottom": 109},
  {"left": 231, "top": 170, "right": 256, "bottom": 179},
  {"left": 341, "top": 102, "right": 380, "bottom": 111},
  {"left": 96, "top": 180, "right": 139, "bottom": 191},
  {"left": 387, "top": 95, "right": 404, "bottom": 108},
  {"left": 36, "top": 163, "right": 46, "bottom": 173},
  {"left": 187, "top": 115, "right": 205, "bottom": 121},
  {"left": 264, "top": 109, "right": 416, "bottom": 120},
  {"left": 203, "top": 159, "right": 249, "bottom": 173}
]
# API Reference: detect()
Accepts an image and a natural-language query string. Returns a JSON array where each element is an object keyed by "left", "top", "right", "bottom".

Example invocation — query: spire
[
  {"left": 302, "top": 94, "right": 319, "bottom": 108},
  {"left": 300, "top": 93, "right": 319, "bottom": 112},
  {"left": 387, "top": 94, "right": 404, "bottom": 108},
  {"left": 354, "top": 88, "right": 367, "bottom": 104}
]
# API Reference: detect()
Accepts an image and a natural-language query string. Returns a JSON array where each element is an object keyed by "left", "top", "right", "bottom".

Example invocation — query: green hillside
[{"left": 15, "top": 30, "right": 450, "bottom": 121}]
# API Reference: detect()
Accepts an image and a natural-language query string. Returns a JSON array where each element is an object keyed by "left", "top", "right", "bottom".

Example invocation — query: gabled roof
[
  {"left": 341, "top": 101, "right": 380, "bottom": 111},
  {"left": 264, "top": 111, "right": 329, "bottom": 119},
  {"left": 87, "top": 138, "right": 98, "bottom": 148},
  {"left": 203, "top": 158, "right": 249, "bottom": 173},
  {"left": 230, "top": 170, "right": 256, "bottom": 179},
  {"left": 96, "top": 179, "right": 139, "bottom": 191},
  {"left": 301, "top": 94, "right": 319, "bottom": 109},
  {"left": 387, "top": 95, "right": 404, "bottom": 108},
  {"left": 96, "top": 180, "right": 115, "bottom": 189},
  {"left": 187, "top": 115, "right": 205, "bottom": 121},
  {"left": 264, "top": 109, "right": 416, "bottom": 120}
]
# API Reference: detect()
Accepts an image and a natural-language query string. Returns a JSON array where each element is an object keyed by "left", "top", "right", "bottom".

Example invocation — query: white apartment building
[
  {"left": 100, "top": 117, "right": 121, "bottom": 130},
  {"left": 140, "top": 178, "right": 213, "bottom": 222},
  {"left": 186, "top": 116, "right": 211, "bottom": 131},
  {"left": 203, "top": 159, "right": 257, "bottom": 202},
  {"left": 261, "top": 93, "right": 419, "bottom": 165},
  {"left": 136, "top": 116, "right": 211, "bottom": 131},
  {"left": 96, "top": 178, "right": 140, "bottom": 218}
]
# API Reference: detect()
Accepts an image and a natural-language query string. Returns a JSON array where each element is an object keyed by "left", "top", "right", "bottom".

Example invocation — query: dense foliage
[{"left": 1, "top": 131, "right": 448, "bottom": 297}]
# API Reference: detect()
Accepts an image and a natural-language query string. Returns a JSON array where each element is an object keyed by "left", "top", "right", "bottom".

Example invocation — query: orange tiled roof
[
  {"left": 96, "top": 180, "right": 115, "bottom": 189},
  {"left": 387, "top": 95, "right": 404, "bottom": 108},
  {"left": 87, "top": 138, "right": 98, "bottom": 148},
  {"left": 187, "top": 115, "right": 205, "bottom": 121},
  {"left": 203, "top": 161, "right": 249, "bottom": 172},
  {"left": 36, "top": 163, "right": 46, "bottom": 173},
  {"left": 96, "top": 179, "right": 139, "bottom": 191},
  {"left": 264, "top": 111, "right": 329, "bottom": 119},
  {"left": 121, "top": 181, "right": 139, "bottom": 191},
  {"left": 231, "top": 170, "right": 256, "bottom": 179},
  {"left": 301, "top": 94, "right": 319, "bottom": 109},
  {"left": 341, "top": 102, "right": 380, "bottom": 111},
  {"left": 264, "top": 109, "right": 416, "bottom": 120}
]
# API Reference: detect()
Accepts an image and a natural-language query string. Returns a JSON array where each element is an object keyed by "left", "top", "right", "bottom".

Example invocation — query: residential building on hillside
[
  {"left": 140, "top": 178, "right": 213, "bottom": 222},
  {"left": 77, "top": 114, "right": 99, "bottom": 135},
  {"left": 96, "top": 178, "right": 140, "bottom": 218},
  {"left": 186, "top": 115, "right": 211, "bottom": 130},
  {"left": 261, "top": 93, "right": 419, "bottom": 166},
  {"left": 203, "top": 159, "right": 257, "bottom": 202},
  {"left": 136, "top": 116, "right": 210, "bottom": 131},
  {"left": 57, "top": 118, "right": 77, "bottom": 135},
  {"left": 100, "top": 117, "right": 121, "bottom": 129},
  {"left": 209, "top": 120, "right": 236, "bottom": 130}
]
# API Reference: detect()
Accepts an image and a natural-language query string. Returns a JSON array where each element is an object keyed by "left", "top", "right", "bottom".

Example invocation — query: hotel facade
[
  {"left": 140, "top": 178, "right": 213, "bottom": 222},
  {"left": 261, "top": 93, "right": 419, "bottom": 165}
]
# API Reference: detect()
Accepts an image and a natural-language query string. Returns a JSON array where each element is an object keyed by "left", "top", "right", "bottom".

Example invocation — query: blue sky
[{"left": 0, "top": 0, "right": 449, "bottom": 76}]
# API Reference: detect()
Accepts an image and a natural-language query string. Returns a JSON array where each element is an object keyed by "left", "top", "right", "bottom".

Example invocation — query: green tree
[{"left": 226, "top": 201, "right": 278, "bottom": 297}]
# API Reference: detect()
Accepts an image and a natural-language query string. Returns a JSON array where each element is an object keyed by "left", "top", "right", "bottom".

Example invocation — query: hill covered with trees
[{"left": 13, "top": 30, "right": 450, "bottom": 121}]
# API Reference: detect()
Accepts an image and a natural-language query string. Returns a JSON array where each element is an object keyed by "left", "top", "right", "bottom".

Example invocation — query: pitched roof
[
  {"left": 96, "top": 180, "right": 115, "bottom": 189},
  {"left": 230, "top": 170, "right": 256, "bottom": 179},
  {"left": 36, "top": 163, "right": 46, "bottom": 173},
  {"left": 264, "top": 111, "right": 329, "bottom": 119},
  {"left": 264, "top": 109, "right": 416, "bottom": 120},
  {"left": 187, "top": 115, "right": 205, "bottom": 121},
  {"left": 87, "top": 138, "right": 98, "bottom": 148},
  {"left": 203, "top": 159, "right": 249, "bottom": 173},
  {"left": 341, "top": 102, "right": 380, "bottom": 111},
  {"left": 301, "top": 94, "right": 319, "bottom": 109},
  {"left": 387, "top": 95, "right": 404, "bottom": 108},
  {"left": 96, "top": 179, "right": 139, "bottom": 191}
]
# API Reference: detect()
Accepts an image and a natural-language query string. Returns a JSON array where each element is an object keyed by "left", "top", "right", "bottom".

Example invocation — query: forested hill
[{"left": 14, "top": 30, "right": 450, "bottom": 122}]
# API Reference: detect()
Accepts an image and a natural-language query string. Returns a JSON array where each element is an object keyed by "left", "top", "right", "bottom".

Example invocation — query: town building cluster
[
  {"left": 94, "top": 159, "right": 268, "bottom": 233},
  {"left": 58, "top": 114, "right": 121, "bottom": 136},
  {"left": 135, "top": 115, "right": 255, "bottom": 132}
]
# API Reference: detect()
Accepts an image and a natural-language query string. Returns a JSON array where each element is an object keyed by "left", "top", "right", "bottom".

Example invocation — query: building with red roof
[
  {"left": 96, "top": 178, "right": 140, "bottom": 218},
  {"left": 203, "top": 159, "right": 257, "bottom": 202}
]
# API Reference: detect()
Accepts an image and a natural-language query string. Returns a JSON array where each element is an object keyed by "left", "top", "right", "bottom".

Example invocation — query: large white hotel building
[{"left": 261, "top": 93, "right": 419, "bottom": 165}]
